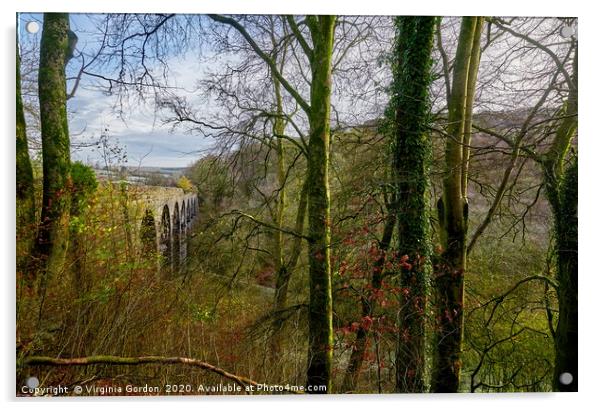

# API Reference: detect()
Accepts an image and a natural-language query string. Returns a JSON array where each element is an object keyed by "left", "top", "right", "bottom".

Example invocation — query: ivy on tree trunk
[
  {"left": 551, "top": 158, "right": 577, "bottom": 392},
  {"left": 544, "top": 47, "right": 578, "bottom": 392},
  {"left": 390, "top": 16, "right": 436, "bottom": 393}
]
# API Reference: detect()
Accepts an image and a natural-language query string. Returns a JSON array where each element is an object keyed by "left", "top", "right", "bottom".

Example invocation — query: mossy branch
[{"left": 23, "top": 355, "right": 259, "bottom": 390}]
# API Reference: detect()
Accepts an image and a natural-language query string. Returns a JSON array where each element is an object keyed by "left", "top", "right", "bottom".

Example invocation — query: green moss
[
  {"left": 34, "top": 13, "right": 72, "bottom": 286},
  {"left": 305, "top": 15, "right": 336, "bottom": 393},
  {"left": 386, "top": 16, "right": 437, "bottom": 392},
  {"left": 16, "top": 38, "right": 36, "bottom": 272}
]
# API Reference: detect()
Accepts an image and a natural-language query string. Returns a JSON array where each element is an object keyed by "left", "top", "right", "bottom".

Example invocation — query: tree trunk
[
  {"left": 34, "top": 13, "right": 72, "bottom": 296},
  {"left": 461, "top": 17, "right": 483, "bottom": 198},
  {"left": 204, "top": 14, "right": 335, "bottom": 392},
  {"left": 432, "top": 16, "right": 482, "bottom": 393},
  {"left": 341, "top": 210, "right": 395, "bottom": 392},
  {"left": 269, "top": 69, "right": 298, "bottom": 375},
  {"left": 544, "top": 47, "right": 578, "bottom": 392},
  {"left": 16, "top": 38, "right": 36, "bottom": 278},
  {"left": 273, "top": 177, "right": 308, "bottom": 314},
  {"left": 552, "top": 158, "right": 577, "bottom": 392},
  {"left": 305, "top": 15, "right": 336, "bottom": 393},
  {"left": 391, "top": 16, "right": 436, "bottom": 393},
  {"left": 269, "top": 178, "right": 308, "bottom": 379},
  {"left": 271, "top": 69, "right": 289, "bottom": 315}
]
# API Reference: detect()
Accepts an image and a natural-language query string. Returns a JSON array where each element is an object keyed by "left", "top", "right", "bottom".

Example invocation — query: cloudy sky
[
  {"left": 19, "top": 13, "right": 571, "bottom": 169},
  {"left": 19, "top": 13, "right": 215, "bottom": 168},
  {"left": 67, "top": 56, "right": 213, "bottom": 168}
]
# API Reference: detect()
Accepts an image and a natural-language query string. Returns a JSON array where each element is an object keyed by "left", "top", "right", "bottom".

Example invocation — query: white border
[{"left": 2, "top": 1, "right": 600, "bottom": 409}]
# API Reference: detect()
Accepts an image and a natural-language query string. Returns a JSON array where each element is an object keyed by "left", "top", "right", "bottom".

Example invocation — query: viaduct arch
[{"left": 134, "top": 186, "right": 199, "bottom": 275}]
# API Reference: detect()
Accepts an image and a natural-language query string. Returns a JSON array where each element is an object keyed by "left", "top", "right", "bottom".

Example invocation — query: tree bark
[
  {"left": 305, "top": 15, "right": 336, "bottom": 393},
  {"left": 33, "top": 13, "right": 72, "bottom": 295},
  {"left": 432, "top": 16, "right": 482, "bottom": 393},
  {"left": 551, "top": 158, "right": 577, "bottom": 392},
  {"left": 273, "top": 177, "right": 308, "bottom": 314},
  {"left": 460, "top": 17, "right": 483, "bottom": 198},
  {"left": 544, "top": 47, "right": 578, "bottom": 392},
  {"left": 16, "top": 38, "right": 36, "bottom": 278},
  {"left": 389, "top": 16, "right": 436, "bottom": 393},
  {"left": 273, "top": 81, "right": 287, "bottom": 306}
]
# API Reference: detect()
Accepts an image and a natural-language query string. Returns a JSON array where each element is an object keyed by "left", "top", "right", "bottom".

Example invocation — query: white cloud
[{"left": 67, "top": 52, "right": 214, "bottom": 168}]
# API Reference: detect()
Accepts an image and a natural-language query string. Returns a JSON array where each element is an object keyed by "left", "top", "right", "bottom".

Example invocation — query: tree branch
[
  {"left": 491, "top": 19, "right": 575, "bottom": 91},
  {"left": 22, "top": 355, "right": 258, "bottom": 390},
  {"left": 286, "top": 16, "right": 314, "bottom": 62},
  {"left": 208, "top": 14, "right": 311, "bottom": 115},
  {"left": 227, "top": 210, "right": 310, "bottom": 241}
]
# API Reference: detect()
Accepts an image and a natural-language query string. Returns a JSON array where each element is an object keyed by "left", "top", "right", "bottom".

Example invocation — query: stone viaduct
[{"left": 130, "top": 186, "right": 199, "bottom": 274}]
